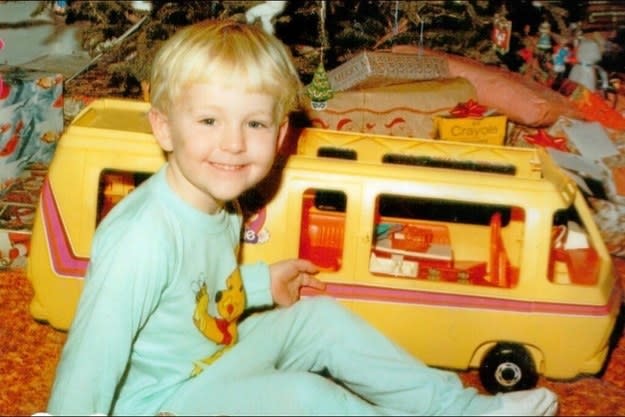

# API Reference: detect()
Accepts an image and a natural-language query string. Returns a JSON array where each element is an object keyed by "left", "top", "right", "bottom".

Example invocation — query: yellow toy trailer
[{"left": 27, "top": 98, "right": 622, "bottom": 394}]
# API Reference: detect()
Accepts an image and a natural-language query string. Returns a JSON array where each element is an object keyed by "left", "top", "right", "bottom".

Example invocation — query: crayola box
[{"left": 435, "top": 114, "right": 508, "bottom": 145}]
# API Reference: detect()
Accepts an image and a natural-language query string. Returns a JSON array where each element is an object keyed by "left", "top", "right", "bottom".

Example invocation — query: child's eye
[
  {"left": 248, "top": 120, "right": 267, "bottom": 129},
  {"left": 200, "top": 118, "right": 216, "bottom": 126}
]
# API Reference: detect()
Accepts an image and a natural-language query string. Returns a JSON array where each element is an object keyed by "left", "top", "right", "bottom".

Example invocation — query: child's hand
[{"left": 269, "top": 259, "right": 325, "bottom": 307}]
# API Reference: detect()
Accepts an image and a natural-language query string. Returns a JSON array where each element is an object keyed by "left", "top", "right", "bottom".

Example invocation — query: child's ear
[
  {"left": 276, "top": 118, "right": 290, "bottom": 149},
  {"left": 148, "top": 108, "right": 174, "bottom": 152}
]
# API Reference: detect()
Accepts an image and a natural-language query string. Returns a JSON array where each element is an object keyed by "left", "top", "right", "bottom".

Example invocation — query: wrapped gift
[
  {"left": 327, "top": 50, "right": 449, "bottom": 91},
  {"left": 392, "top": 45, "right": 584, "bottom": 127},
  {"left": 0, "top": 162, "right": 47, "bottom": 269},
  {"left": 0, "top": 66, "right": 63, "bottom": 193},
  {"left": 303, "top": 77, "right": 477, "bottom": 139},
  {"left": 434, "top": 99, "right": 507, "bottom": 145}
]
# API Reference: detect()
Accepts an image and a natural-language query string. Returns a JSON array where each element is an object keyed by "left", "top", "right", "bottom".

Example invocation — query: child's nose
[{"left": 219, "top": 127, "right": 246, "bottom": 153}]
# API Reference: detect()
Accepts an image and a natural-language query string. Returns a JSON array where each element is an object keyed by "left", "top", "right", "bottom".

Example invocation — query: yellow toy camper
[{"left": 28, "top": 98, "right": 622, "bottom": 393}]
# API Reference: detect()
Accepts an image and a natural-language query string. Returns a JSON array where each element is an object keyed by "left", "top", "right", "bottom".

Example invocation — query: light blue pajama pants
[{"left": 159, "top": 296, "right": 501, "bottom": 416}]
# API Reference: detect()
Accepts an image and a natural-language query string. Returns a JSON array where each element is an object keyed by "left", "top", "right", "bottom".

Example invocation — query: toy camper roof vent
[
  {"left": 297, "top": 128, "right": 546, "bottom": 179},
  {"left": 381, "top": 154, "right": 516, "bottom": 175},
  {"left": 317, "top": 147, "right": 357, "bottom": 160}
]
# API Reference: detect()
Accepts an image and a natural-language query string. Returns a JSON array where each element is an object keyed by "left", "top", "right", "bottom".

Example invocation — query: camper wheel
[{"left": 478, "top": 342, "right": 538, "bottom": 393}]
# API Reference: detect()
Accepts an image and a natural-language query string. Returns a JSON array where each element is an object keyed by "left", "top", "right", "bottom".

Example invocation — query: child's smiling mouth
[{"left": 210, "top": 162, "right": 246, "bottom": 171}]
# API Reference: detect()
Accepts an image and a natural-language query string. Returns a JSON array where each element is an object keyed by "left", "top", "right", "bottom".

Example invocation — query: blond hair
[{"left": 149, "top": 19, "right": 303, "bottom": 121}]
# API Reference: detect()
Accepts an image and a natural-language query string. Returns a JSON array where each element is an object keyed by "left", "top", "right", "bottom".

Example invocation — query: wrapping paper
[{"left": 0, "top": 66, "right": 63, "bottom": 192}]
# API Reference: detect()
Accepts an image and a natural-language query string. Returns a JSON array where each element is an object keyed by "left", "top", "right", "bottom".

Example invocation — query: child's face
[{"left": 149, "top": 82, "right": 288, "bottom": 214}]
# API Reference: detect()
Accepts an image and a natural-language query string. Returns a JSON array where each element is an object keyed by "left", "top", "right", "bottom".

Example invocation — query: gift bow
[
  {"left": 449, "top": 99, "right": 488, "bottom": 118},
  {"left": 524, "top": 129, "right": 568, "bottom": 151}
]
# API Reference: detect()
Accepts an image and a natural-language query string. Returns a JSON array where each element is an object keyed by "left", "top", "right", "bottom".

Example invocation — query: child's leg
[
  {"left": 238, "top": 296, "right": 498, "bottom": 416},
  {"left": 161, "top": 370, "right": 398, "bottom": 416},
  {"left": 158, "top": 298, "right": 400, "bottom": 415},
  {"left": 238, "top": 296, "right": 556, "bottom": 416},
  {"left": 160, "top": 296, "right": 556, "bottom": 416}
]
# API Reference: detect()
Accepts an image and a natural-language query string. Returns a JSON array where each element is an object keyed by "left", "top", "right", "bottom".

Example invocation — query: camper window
[
  {"left": 299, "top": 188, "right": 347, "bottom": 271},
  {"left": 96, "top": 169, "right": 150, "bottom": 225},
  {"left": 370, "top": 194, "right": 523, "bottom": 288},
  {"left": 549, "top": 205, "right": 600, "bottom": 286}
]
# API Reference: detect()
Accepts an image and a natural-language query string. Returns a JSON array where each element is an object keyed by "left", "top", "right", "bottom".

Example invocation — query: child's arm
[
  {"left": 46, "top": 224, "right": 168, "bottom": 415},
  {"left": 240, "top": 259, "right": 323, "bottom": 308},
  {"left": 235, "top": 210, "right": 322, "bottom": 308},
  {"left": 240, "top": 261, "right": 274, "bottom": 308},
  {"left": 269, "top": 259, "right": 324, "bottom": 307}
]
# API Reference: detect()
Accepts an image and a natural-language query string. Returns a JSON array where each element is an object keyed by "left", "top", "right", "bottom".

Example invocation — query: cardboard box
[
  {"left": 327, "top": 50, "right": 449, "bottom": 91},
  {"left": 0, "top": 66, "right": 63, "bottom": 193},
  {"left": 303, "top": 77, "right": 477, "bottom": 139},
  {"left": 435, "top": 114, "right": 507, "bottom": 145}
]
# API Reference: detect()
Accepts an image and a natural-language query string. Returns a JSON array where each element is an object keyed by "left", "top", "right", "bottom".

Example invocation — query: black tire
[{"left": 478, "top": 342, "right": 539, "bottom": 394}]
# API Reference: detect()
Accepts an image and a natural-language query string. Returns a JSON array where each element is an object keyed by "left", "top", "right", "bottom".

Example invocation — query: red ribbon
[
  {"left": 524, "top": 129, "right": 568, "bottom": 151},
  {"left": 449, "top": 99, "right": 488, "bottom": 118}
]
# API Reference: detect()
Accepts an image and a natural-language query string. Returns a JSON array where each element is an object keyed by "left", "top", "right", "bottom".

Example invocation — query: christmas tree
[{"left": 52, "top": 0, "right": 622, "bottom": 99}]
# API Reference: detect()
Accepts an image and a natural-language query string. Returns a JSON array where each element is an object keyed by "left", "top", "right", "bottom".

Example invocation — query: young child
[{"left": 45, "top": 19, "right": 559, "bottom": 416}]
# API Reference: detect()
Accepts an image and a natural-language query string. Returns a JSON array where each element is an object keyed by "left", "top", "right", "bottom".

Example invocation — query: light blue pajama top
[{"left": 47, "top": 165, "right": 273, "bottom": 415}]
